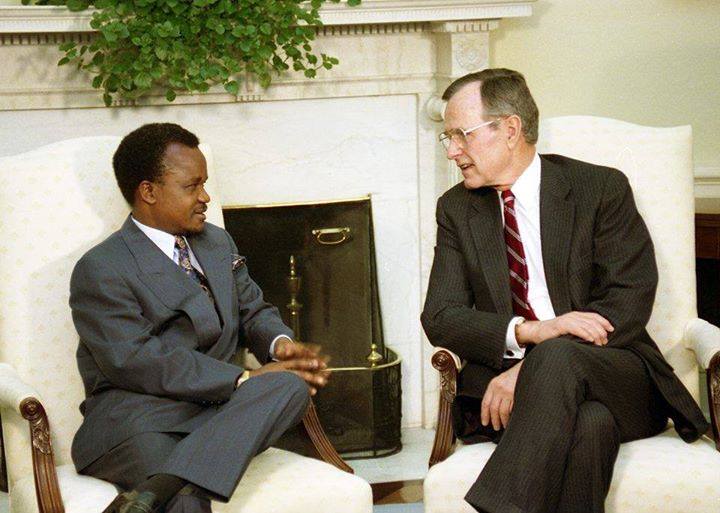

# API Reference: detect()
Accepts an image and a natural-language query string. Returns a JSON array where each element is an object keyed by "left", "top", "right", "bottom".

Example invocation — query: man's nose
[
  {"left": 199, "top": 186, "right": 210, "bottom": 203},
  {"left": 446, "top": 139, "right": 463, "bottom": 160}
]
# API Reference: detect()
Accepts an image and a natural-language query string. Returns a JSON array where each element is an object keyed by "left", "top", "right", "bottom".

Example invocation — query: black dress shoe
[{"left": 102, "top": 490, "right": 157, "bottom": 513}]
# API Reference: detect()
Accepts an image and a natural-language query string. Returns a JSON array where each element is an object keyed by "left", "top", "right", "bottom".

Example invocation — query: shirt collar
[
  {"left": 131, "top": 216, "right": 178, "bottom": 261},
  {"left": 510, "top": 152, "right": 541, "bottom": 207}
]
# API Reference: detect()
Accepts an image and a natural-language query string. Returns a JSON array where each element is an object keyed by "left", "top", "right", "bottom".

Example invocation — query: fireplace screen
[{"left": 223, "top": 197, "right": 401, "bottom": 458}]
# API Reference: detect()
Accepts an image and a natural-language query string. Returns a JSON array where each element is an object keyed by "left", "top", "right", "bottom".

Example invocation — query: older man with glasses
[{"left": 421, "top": 68, "right": 708, "bottom": 513}]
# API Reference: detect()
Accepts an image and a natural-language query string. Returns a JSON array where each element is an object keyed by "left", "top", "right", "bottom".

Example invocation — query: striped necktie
[
  {"left": 174, "top": 235, "right": 215, "bottom": 303},
  {"left": 501, "top": 190, "right": 537, "bottom": 320}
]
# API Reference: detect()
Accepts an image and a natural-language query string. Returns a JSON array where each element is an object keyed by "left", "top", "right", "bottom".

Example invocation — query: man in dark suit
[
  {"left": 70, "top": 123, "right": 329, "bottom": 513},
  {"left": 421, "top": 69, "right": 708, "bottom": 513}
]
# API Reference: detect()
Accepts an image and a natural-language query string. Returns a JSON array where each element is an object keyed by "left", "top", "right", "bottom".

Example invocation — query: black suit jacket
[
  {"left": 421, "top": 154, "right": 708, "bottom": 442},
  {"left": 69, "top": 216, "right": 293, "bottom": 470}
]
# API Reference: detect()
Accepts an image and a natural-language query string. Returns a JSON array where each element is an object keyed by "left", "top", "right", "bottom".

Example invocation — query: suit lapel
[
  {"left": 120, "top": 217, "right": 223, "bottom": 346},
  {"left": 539, "top": 156, "right": 574, "bottom": 315},
  {"left": 469, "top": 188, "right": 513, "bottom": 315},
  {"left": 187, "top": 231, "right": 232, "bottom": 330}
]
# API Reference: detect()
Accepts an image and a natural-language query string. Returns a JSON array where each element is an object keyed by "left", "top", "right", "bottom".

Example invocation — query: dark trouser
[
  {"left": 84, "top": 372, "right": 310, "bottom": 513},
  {"left": 456, "top": 339, "right": 668, "bottom": 513}
]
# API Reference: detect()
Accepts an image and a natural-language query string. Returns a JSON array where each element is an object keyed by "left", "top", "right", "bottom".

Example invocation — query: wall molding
[
  {"left": 695, "top": 165, "right": 720, "bottom": 199},
  {"left": 0, "top": 1, "right": 534, "bottom": 34}
]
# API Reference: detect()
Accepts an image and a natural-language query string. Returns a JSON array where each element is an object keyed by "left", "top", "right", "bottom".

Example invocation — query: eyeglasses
[{"left": 438, "top": 118, "right": 500, "bottom": 150}]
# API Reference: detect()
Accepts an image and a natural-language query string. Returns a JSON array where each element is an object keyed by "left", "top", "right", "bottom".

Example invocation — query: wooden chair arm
[
  {"left": 20, "top": 397, "right": 64, "bottom": 513},
  {"left": 707, "top": 351, "right": 720, "bottom": 451},
  {"left": 428, "top": 348, "right": 459, "bottom": 467},
  {"left": 300, "top": 400, "right": 353, "bottom": 473}
]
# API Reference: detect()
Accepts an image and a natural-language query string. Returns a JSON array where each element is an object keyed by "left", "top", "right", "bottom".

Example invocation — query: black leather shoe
[{"left": 102, "top": 491, "right": 157, "bottom": 513}]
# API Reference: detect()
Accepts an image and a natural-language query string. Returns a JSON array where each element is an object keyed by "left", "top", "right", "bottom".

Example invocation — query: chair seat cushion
[
  {"left": 11, "top": 448, "right": 371, "bottom": 513},
  {"left": 424, "top": 429, "right": 720, "bottom": 513}
]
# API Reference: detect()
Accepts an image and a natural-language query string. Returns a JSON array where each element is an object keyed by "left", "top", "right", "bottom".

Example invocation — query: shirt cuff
[
  {"left": 269, "top": 334, "right": 293, "bottom": 361},
  {"left": 505, "top": 317, "right": 527, "bottom": 359}
]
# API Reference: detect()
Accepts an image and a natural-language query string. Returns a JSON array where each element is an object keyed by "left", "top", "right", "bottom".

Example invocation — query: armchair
[
  {"left": 424, "top": 117, "right": 720, "bottom": 513},
  {"left": 0, "top": 137, "right": 372, "bottom": 513}
]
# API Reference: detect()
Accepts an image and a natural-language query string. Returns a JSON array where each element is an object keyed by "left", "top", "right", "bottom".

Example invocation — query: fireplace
[{"left": 223, "top": 197, "right": 402, "bottom": 457}]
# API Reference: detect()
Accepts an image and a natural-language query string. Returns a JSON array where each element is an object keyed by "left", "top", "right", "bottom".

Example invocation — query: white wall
[{"left": 492, "top": 0, "right": 720, "bottom": 181}]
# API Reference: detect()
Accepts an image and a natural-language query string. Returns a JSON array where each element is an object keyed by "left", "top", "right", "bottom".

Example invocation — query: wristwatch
[{"left": 235, "top": 370, "right": 251, "bottom": 389}]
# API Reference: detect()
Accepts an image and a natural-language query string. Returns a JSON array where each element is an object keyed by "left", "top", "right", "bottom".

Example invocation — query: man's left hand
[
  {"left": 274, "top": 337, "right": 327, "bottom": 364},
  {"left": 481, "top": 361, "right": 524, "bottom": 431},
  {"left": 272, "top": 337, "right": 331, "bottom": 395}
]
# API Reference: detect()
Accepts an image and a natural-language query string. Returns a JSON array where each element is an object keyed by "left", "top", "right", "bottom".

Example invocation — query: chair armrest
[
  {"left": 684, "top": 318, "right": 720, "bottom": 368},
  {"left": 0, "top": 364, "right": 64, "bottom": 513},
  {"left": 428, "top": 348, "right": 460, "bottom": 467},
  {"left": 683, "top": 318, "right": 720, "bottom": 451},
  {"left": 0, "top": 363, "right": 41, "bottom": 412}
]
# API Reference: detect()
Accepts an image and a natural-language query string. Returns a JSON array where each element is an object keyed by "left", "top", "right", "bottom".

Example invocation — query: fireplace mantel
[
  {"left": 0, "top": 0, "right": 534, "bottom": 109},
  {"left": 0, "top": 1, "right": 533, "bottom": 33}
]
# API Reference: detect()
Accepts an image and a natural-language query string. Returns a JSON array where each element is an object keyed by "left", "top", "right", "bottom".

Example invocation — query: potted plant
[{"left": 22, "top": 0, "right": 361, "bottom": 105}]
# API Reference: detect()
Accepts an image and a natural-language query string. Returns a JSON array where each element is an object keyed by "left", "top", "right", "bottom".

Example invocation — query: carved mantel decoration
[{"left": 0, "top": 0, "right": 535, "bottom": 110}]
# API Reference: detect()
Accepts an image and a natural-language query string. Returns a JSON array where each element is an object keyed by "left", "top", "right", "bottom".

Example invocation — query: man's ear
[
  {"left": 136, "top": 180, "right": 157, "bottom": 205},
  {"left": 505, "top": 115, "right": 523, "bottom": 149}
]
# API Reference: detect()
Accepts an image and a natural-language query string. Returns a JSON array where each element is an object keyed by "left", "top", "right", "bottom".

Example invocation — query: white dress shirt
[
  {"left": 500, "top": 153, "right": 557, "bottom": 358},
  {"left": 131, "top": 217, "right": 287, "bottom": 357},
  {"left": 132, "top": 217, "right": 205, "bottom": 273}
]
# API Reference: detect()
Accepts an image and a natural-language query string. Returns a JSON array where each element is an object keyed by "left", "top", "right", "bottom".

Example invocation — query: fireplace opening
[{"left": 223, "top": 197, "right": 402, "bottom": 458}]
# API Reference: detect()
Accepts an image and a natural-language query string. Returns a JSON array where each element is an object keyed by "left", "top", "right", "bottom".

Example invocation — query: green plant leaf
[
  {"left": 66, "top": 0, "right": 90, "bottom": 12},
  {"left": 50, "top": 0, "right": 362, "bottom": 105},
  {"left": 224, "top": 80, "right": 239, "bottom": 95}
]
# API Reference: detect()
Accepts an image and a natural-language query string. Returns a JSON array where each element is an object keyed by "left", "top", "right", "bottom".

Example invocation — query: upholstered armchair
[
  {"left": 0, "top": 137, "right": 372, "bottom": 513},
  {"left": 424, "top": 117, "right": 720, "bottom": 513}
]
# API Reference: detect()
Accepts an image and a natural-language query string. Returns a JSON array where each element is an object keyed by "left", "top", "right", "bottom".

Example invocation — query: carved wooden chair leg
[
  {"left": 707, "top": 352, "right": 720, "bottom": 452},
  {"left": 21, "top": 398, "right": 64, "bottom": 513},
  {"left": 301, "top": 400, "right": 353, "bottom": 473}
]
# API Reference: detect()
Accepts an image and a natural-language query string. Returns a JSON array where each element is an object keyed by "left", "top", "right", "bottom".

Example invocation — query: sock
[{"left": 135, "top": 474, "right": 187, "bottom": 508}]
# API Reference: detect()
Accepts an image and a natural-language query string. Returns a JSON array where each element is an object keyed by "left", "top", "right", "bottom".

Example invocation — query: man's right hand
[
  {"left": 516, "top": 311, "right": 614, "bottom": 347},
  {"left": 249, "top": 359, "right": 329, "bottom": 396}
]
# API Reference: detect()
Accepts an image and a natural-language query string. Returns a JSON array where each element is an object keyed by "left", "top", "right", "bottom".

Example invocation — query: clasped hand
[
  {"left": 249, "top": 338, "right": 330, "bottom": 395},
  {"left": 481, "top": 311, "right": 614, "bottom": 431}
]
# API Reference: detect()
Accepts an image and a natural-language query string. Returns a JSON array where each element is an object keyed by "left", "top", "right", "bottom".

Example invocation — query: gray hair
[{"left": 442, "top": 68, "right": 539, "bottom": 144}]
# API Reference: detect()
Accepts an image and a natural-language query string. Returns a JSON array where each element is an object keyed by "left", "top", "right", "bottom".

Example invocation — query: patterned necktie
[
  {"left": 501, "top": 190, "right": 537, "bottom": 320},
  {"left": 174, "top": 235, "right": 215, "bottom": 303}
]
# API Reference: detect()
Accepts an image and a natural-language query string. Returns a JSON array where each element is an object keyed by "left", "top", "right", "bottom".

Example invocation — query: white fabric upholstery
[
  {"left": 425, "top": 430, "right": 720, "bottom": 513},
  {"left": 685, "top": 318, "right": 720, "bottom": 369},
  {"left": 11, "top": 450, "right": 372, "bottom": 513},
  {"left": 0, "top": 364, "right": 40, "bottom": 413},
  {"left": 0, "top": 137, "right": 371, "bottom": 513}
]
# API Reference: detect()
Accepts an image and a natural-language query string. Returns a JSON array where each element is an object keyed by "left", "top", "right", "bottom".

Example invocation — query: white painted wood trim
[{"left": 0, "top": 1, "right": 535, "bottom": 34}]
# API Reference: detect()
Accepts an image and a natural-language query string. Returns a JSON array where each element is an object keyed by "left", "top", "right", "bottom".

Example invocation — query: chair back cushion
[
  {"left": 0, "top": 137, "right": 224, "bottom": 484},
  {"left": 537, "top": 116, "right": 698, "bottom": 399}
]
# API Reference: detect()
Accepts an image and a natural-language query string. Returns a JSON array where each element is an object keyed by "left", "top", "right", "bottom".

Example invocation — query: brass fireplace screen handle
[{"left": 312, "top": 227, "right": 352, "bottom": 246}]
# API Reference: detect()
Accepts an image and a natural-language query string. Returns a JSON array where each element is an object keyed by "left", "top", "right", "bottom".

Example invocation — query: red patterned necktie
[
  {"left": 501, "top": 190, "right": 537, "bottom": 320},
  {"left": 174, "top": 235, "right": 215, "bottom": 303}
]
